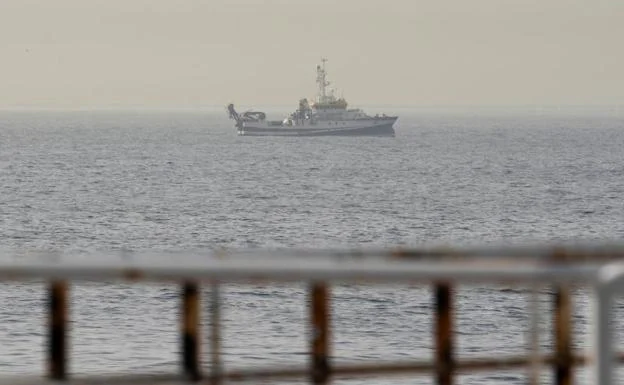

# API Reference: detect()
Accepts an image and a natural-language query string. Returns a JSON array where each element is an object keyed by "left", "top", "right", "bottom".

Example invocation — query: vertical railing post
[
  {"left": 551, "top": 249, "right": 573, "bottom": 385},
  {"left": 593, "top": 270, "right": 615, "bottom": 385},
  {"left": 310, "top": 283, "right": 331, "bottom": 384},
  {"left": 48, "top": 281, "right": 68, "bottom": 380},
  {"left": 182, "top": 281, "right": 201, "bottom": 381},
  {"left": 434, "top": 283, "right": 454, "bottom": 385},
  {"left": 553, "top": 285, "right": 572, "bottom": 385},
  {"left": 209, "top": 283, "right": 222, "bottom": 384},
  {"left": 528, "top": 284, "right": 541, "bottom": 385}
]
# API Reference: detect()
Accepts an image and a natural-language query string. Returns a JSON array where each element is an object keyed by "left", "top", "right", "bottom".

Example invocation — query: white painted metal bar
[
  {"left": 0, "top": 255, "right": 604, "bottom": 284},
  {"left": 593, "top": 284, "right": 613, "bottom": 385},
  {"left": 6, "top": 242, "right": 624, "bottom": 265},
  {"left": 222, "top": 242, "right": 624, "bottom": 260},
  {"left": 592, "top": 264, "right": 624, "bottom": 385}
]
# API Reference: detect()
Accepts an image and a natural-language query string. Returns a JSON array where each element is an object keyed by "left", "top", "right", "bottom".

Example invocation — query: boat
[{"left": 227, "top": 59, "right": 397, "bottom": 137}]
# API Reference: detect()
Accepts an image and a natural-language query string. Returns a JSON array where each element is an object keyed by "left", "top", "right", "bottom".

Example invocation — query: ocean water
[{"left": 1, "top": 107, "right": 624, "bottom": 384}]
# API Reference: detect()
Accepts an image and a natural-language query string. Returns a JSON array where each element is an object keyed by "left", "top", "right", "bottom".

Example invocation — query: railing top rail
[
  {"left": 0, "top": 249, "right": 617, "bottom": 284},
  {"left": 5, "top": 241, "right": 624, "bottom": 260},
  {"left": 259, "top": 242, "right": 624, "bottom": 261}
]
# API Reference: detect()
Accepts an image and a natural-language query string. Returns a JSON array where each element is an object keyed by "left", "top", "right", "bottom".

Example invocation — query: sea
[{"left": 1, "top": 106, "right": 624, "bottom": 384}]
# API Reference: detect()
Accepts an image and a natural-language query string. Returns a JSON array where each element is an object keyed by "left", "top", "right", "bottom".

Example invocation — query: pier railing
[{"left": 3, "top": 244, "right": 624, "bottom": 384}]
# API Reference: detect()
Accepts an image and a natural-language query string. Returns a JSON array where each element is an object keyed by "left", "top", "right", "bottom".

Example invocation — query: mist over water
[{"left": 1, "top": 108, "right": 624, "bottom": 383}]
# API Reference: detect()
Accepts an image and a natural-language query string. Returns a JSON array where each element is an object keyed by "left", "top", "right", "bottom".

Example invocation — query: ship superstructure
[{"left": 227, "top": 59, "right": 397, "bottom": 136}]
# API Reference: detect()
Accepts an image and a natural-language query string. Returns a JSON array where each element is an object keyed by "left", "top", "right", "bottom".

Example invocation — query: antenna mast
[{"left": 316, "top": 58, "right": 330, "bottom": 103}]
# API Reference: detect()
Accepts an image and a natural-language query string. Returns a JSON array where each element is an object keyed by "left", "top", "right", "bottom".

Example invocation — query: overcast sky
[{"left": 1, "top": 0, "right": 623, "bottom": 108}]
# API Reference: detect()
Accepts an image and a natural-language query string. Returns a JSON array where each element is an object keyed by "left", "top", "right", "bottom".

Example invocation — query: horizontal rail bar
[
  {"left": 3, "top": 353, "right": 624, "bottom": 385},
  {"left": 244, "top": 243, "right": 624, "bottom": 262},
  {"left": 6, "top": 243, "right": 624, "bottom": 268},
  {"left": 0, "top": 256, "right": 608, "bottom": 284}
]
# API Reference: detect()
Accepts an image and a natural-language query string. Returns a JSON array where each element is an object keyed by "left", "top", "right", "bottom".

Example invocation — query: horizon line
[{"left": 1, "top": 103, "right": 623, "bottom": 112}]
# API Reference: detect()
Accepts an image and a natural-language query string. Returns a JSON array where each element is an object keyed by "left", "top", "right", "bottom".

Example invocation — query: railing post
[
  {"left": 434, "top": 283, "right": 454, "bottom": 385},
  {"left": 593, "top": 270, "right": 615, "bottom": 385},
  {"left": 551, "top": 249, "right": 573, "bottom": 385},
  {"left": 209, "top": 283, "right": 222, "bottom": 384},
  {"left": 553, "top": 285, "right": 572, "bottom": 385},
  {"left": 182, "top": 281, "right": 201, "bottom": 381},
  {"left": 591, "top": 264, "right": 624, "bottom": 385},
  {"left": 528, "top": 284, "right": 541, "bottom": 385},
  {"left": 310, "top": 283, "right": 331, "bottom": 384},
  {"left": 48, "top": 281, "right": 68, "bottom": 380}
]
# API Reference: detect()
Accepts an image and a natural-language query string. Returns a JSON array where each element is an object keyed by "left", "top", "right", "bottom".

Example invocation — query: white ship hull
[{"left": 238, "top": 117, "right": 397, "bottom": 137}]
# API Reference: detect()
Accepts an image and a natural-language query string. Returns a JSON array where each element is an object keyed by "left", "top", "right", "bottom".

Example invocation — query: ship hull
[{"left": 238, "top": 119, "right": 397, "bottom": 137}]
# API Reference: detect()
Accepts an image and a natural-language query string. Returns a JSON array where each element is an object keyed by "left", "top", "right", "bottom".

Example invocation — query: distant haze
[{"left": 2, "top": 0, "right": 623, "bottom": 108}]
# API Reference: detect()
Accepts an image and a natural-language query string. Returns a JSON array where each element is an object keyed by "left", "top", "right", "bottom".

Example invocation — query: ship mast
[
  {"left": 316, "top": 58, "right": 330, "bottom": 103},
  {"left": 312, "top": 58, "right": 347, "bottom": 110}
]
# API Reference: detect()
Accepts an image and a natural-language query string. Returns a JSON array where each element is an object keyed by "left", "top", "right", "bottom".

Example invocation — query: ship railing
[{"left": 2, "top": 244, "right": 624, "bottom": 384}]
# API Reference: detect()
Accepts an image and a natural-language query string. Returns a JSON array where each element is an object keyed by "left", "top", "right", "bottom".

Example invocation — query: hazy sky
[{"left": 1, "top": 0, "right": 623, "bottom": 108}]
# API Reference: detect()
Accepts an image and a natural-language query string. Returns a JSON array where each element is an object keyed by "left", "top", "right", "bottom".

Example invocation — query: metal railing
[{"left": 2, "top": 244, "right": 624, "bottom": 384}]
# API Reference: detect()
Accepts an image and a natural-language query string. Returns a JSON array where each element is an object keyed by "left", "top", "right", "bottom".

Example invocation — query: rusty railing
[{"left": 2, "top": 244, "right": 624, "bottom": 384}]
